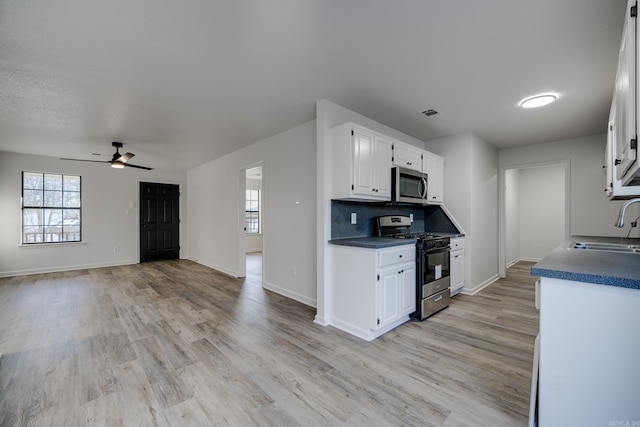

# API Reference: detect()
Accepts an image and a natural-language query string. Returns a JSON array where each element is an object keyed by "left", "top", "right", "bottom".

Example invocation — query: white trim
[
  {"left": 19, "top": 241, "right": 87, "bottom": 249},
  {"left": 313, "top": 314, "right": 329, "bottom": 326},
  {"left": 507, "top": 257, "right": 541, "bottom": 268},
  {"left": 328, "top": 315, "right": 409, "bottom": 342},
  {"left": 461, "top": 273, "right": 500, "bottom": 296},
  {"left": 190, "top": 258, "right": 240, "bottom": 278},
  {"left": 262, "top": 280, "right": 317, "bottom": 308},
  {"left": 439, "top": 204, "right": 466, "bottom": 235},
  {"left": 0, "top": 259, "right": 137, "bottom": 278}
]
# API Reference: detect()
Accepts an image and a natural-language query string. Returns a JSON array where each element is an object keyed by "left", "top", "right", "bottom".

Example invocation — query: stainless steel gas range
[{"left": 375, "top": 215, "right": 451, "bottom": 320}]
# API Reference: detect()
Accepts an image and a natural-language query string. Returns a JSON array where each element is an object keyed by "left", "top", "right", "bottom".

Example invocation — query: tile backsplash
[{"left": 331, "top": 200, "right": 459, "bottom": 239}]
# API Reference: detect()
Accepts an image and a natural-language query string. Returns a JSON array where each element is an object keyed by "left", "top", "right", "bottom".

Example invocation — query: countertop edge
[
  {"left": 532, "top": 236, "right": 640, "bottom": 290},
  {"left": 328, "top": 237, "right": 417, "bottom": 249}
]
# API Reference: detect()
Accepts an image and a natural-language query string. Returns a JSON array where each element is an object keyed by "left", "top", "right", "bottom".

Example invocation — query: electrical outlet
[
  {"left": 292, "top": 266, "right": 297, "bottom": 276},
  {"left": 351, "top": 213, "right": 357, "bottom": 225}
]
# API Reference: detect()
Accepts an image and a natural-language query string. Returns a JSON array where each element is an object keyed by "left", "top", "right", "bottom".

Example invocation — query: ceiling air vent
[{"left": 421, "top": 109, "right": 439, "bottom": 117}]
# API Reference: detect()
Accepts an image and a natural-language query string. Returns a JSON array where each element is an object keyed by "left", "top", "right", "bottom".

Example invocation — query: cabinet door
[
  {"left": 424, "top": 153, "right": 444, "bottom": 203},
  {"left": 614, "top": 0, "right": 637, "bottom": 182},
  {"left": 393, "top": 142, "right": 422, "bottom": 172},
  {"left": 374, "top": 135, "right": 393, "bottom": 198},
  {"left": 377, "top": 266, "right": 401, "bottom": 329},
  {"left": 450, "top": 250, "right": 465, "bottom": 292},
  {"left": 400, "top": 263, "right": 416, "bottom": 316},
  {"left": 352, "top": 129, "right": 376, "bottom": 196}
]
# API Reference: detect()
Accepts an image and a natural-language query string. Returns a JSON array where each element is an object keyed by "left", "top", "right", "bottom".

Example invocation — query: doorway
[
  {"left": 139, "top": 182, "right": 180, "bottom": 262},
  {"left": 243, "top": 164, "right": 263, "bottom": 283},
  {"left": 500, "top": 161, "right": 570, "bottom": 275}
]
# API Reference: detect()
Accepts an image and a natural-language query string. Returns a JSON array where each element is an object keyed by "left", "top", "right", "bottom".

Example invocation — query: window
[
  {"left": 22, "top": 172, "right": 82, "bottom": 244},
  {"left": 245, "top": 189, "right": 260, "bottom": 234}
]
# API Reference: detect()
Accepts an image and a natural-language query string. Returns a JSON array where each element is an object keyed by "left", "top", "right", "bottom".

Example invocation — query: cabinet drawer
[
  {"left": 378, "top": 245, "right": 415, "bottom": 267},
  {"left": 450, "top": 237, "right": 465, "bottom": 250}
]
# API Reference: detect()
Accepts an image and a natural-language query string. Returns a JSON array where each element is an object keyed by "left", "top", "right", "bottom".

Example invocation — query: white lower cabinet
[
  {"left": 330, "top": 244, "right": 416, "bottom": 341},
  {"left": 450, "top": 237, "right": 465, "bottom": 295},
  {"left": 538, "top": 277, "right": 640, "bottom": 425}
]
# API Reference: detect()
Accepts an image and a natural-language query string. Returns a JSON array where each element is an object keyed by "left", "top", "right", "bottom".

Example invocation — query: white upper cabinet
[
  {"left": 423, "top": 152, "right": 444, "bottom": 203},
  {"left": 393, "top": 141, "right": 423, "bottom": 172},
  {"left": 606, "top": 96, "right": 640, "bottom": 198},
  {"left": 611, "top": 0, "right": 640, "bottom": 187},
  {"left": 330, "top": 122, "right": 445, "bottom": 203},
  {"left": 330, "top": 123, "right": 392, "bottom": 201}
]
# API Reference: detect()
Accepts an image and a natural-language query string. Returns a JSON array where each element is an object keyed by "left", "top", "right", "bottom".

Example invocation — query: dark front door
[{"left": 140, "top": 182, "right": 180, "bottom": 262}]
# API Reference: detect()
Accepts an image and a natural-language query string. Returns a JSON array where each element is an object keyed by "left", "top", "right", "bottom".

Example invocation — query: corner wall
[
  {"left": 424, "top": 132, "right": 500, "bottom": 294},
  {"left": 187, "top": 120, "right": 317, "bottom": 307}
]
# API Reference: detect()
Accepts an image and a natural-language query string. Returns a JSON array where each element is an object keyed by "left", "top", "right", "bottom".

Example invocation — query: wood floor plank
[{"left": 0, "top": 257, "right": 539, "bottom": 426}]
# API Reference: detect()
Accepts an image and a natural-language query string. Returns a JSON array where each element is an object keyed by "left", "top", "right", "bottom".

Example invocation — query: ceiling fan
[{"left": 61, "top": 142, "right": 153, "bottom": 170}]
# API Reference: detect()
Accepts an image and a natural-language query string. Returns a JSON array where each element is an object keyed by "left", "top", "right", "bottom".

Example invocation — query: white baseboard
[
  {"left": 329, "top": 315, "right": 409, "bottom": 342},
  {"left": 0, "top": 259, "right": 138, "bottom": 278},
  {"left": 507, "top": 257, "right": 541, "bottom": 268},
  {"left": 461, "top": 274, "right": 501, "bottom": 296},
  {"left": 190, "top": 258, "right": 240, "bottom": 278},
  {"left": 183, "top": 259, "right": 318, "bottom": 309},
  {"left": 519, "top": 257, "right": 541, "bottom": 263},
  {"left": 262, "top": 280, "right": 317, "bottom": 308},
  {"left": 313, "top": 314, "right": 329, "bottom": 326}
]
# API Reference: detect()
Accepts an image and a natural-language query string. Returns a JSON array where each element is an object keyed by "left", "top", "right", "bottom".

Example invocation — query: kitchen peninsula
[{"left": 531, "top": 236, "right": 640, "bottom": 426}]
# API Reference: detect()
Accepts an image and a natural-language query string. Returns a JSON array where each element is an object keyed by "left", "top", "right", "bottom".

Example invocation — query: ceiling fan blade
[
  {"left": 119, "top": 152, "right": 134, "bottom": 163},
  {"left": 60, "top": 158, "right": 108, "bottom": 164},
  {"left": 124, "top": 163, "right": 153, "bottom": 170}
]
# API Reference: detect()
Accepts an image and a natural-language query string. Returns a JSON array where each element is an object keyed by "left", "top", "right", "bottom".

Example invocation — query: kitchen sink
[{"left": 572, "top": 241, "right": 640, "bottom": 253}]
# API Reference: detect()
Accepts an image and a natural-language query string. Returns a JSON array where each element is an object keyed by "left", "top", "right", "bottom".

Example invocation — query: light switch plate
[{"left": 351, "top": 213, "right": 357, "bottom": 224}]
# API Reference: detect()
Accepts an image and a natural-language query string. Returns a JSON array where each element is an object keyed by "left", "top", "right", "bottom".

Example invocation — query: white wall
[
  {"left": 187, "top": 120, "right": 317, "bottom": 307},
  {"left": 518, "top": 165, "right": 566, "bottom": 261},
  {"left": 499, "top": 134, "right": 639, "bottom": 238},
  {"left": 315, "top": 99, "right": 426, "bottom": 325},
  {"left": 424, "top": 132, "right": 500, "bottom": 294},
  {"left": 0, "top": 151, "right": 186, "bottom": 277},
  {"left": 245, "top": 177, "right": 263, "bottom": 253},
  {"left": 469, "top": 133, "right": 500, "bottom": 290}
]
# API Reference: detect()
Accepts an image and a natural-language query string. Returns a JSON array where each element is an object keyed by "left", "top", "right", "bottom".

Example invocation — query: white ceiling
[{"left": 0, "top": 0, "right": 628, "bottom": 171}]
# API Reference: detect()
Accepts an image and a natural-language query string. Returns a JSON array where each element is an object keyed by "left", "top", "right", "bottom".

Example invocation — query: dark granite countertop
[
  {"left": 328, "top": 237, "right": 417, "bottom": 249},
  {"left": 435, "top": 233, "right": 466, "bottom": 238},
  {"left": 531, "top": 236, "right": 640, "bottom": 290}
]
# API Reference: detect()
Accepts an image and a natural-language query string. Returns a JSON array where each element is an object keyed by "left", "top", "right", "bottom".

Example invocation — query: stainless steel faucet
[{"left": 615, "top": 198, "right": 640, "bottom": 228}]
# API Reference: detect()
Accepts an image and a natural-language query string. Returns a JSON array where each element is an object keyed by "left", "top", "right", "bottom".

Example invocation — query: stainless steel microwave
[{"left": 392, "top": 167, "right": 428, "bottom": 204}]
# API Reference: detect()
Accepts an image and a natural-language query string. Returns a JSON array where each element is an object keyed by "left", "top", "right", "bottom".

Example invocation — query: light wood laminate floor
[{"left": 0, "top": 257, "right": 538, "bottom": 426}]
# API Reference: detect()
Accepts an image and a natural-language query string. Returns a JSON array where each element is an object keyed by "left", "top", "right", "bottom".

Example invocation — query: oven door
[{"left": 421, "top": 248, "right": 450, "bottom": 298}]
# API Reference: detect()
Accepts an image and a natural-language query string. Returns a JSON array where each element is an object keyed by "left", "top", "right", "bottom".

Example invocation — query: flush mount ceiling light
[{"left": 520, "top": 94, "right": 557, "bottom": 109}]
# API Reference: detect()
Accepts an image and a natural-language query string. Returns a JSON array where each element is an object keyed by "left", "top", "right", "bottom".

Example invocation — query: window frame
[
  {"left": 245, "top": 188, "right": 261, "bottom": 235},
  {"left": 21, "top": 171, "right": 82, "bottom": 245}
]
